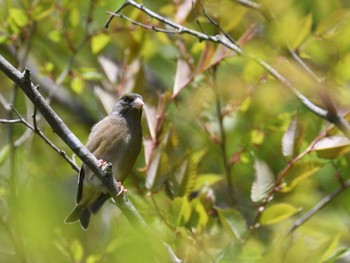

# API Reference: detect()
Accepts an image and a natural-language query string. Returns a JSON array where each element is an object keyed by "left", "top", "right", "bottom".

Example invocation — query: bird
[{"left": 65, "top": 93, "right": 144, "bottom": 230}]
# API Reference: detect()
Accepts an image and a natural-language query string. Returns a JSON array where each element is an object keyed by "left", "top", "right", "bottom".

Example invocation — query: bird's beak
[{"left": 132, "top": 97, "right": 144, "bottom": 110}]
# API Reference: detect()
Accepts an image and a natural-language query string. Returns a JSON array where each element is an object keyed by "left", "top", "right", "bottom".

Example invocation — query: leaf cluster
[{"left": 1, "top": 0, "right": 350, "bottom": 262}]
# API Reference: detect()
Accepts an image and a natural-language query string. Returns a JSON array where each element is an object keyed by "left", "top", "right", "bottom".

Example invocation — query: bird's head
[{"left": 112, "top": 93, "right": 144, "bottom": 118}]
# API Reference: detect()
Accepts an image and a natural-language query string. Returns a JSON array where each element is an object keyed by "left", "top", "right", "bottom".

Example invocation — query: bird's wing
[
  {"left": 76, "top": 165, "right": 85, "bottom": 203},
  {"left": 76, "top": 116, "right": 121, "bottom": 204},
  {"left": 86, "top": 116, "right": 125, "bottom": 160}
]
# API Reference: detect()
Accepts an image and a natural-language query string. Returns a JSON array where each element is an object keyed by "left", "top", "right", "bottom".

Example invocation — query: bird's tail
[{"left": 64, "top": 205, "right": 91, "bottom": 230}]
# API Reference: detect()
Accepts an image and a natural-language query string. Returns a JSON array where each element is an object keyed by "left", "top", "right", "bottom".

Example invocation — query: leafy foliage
[{"left": 1, "top": 0, "right": 350, "bottom": 262}]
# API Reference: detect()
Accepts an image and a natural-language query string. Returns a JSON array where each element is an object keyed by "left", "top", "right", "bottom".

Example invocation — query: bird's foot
[
  {"left": 97, "top": 159, "right": 107, "bottom": 168},
  {"left": 116, "top": 181, "right": 127, "bottom": 196}
]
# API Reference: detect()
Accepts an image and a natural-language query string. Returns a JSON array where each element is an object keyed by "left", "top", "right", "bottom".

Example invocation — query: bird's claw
[
  {"left": 116, "top": 181, "right": 127, "bottom": 196},
  {"left": 97, "top": 159, "right": 107, "bottom": 168}
]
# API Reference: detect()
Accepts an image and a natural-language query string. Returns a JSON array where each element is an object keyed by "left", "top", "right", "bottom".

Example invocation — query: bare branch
[
  {"left": 251, "top": 132, "right": 326, "bottom": 227},
  {"left": 255, "top": 59, "right": 329, "bottom": 118},
  {"left": 105, "top": 0, "right": 243, "bottom": 54},
  {"left": 7, "top": 104, "right": 80, "bottom": 171},
  {"left": 289, "top": 48, "right": 323, "bottom": 83},
  {"left": 107, "top": 12, "right": 180, "bottom": 34},
  {"left": 0, "top": 119, "right": 22, "bottom": 124},
  {"left": 197, "top": 0, "right": 238, "bottom": 46},
  {"left": 290, "top": 177, "right": 350, "bottom": 233},
  {"left": 105, "top": 1, "right": 350, "bottom": 139},
  {"left": 288, "top": 49, "right": 350, "bottom": 138}
]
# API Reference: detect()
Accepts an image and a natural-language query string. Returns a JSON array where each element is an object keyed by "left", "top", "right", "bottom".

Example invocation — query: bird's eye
[{"left": 123, "top": 96, "right": 133, "bottom": 103}]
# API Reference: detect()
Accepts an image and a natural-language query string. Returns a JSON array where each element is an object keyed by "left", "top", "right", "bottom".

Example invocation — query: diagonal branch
[
  {"left": 104, "top": 0, "right": 243, "bottom": 55},
  {"left": 289, "top": 177, "right": 350, "bottom": 233},
  {"left": 0, "top": 54, "right": 146, "bottom": 228},
  {"left": 5, "top": 104, "right": 80, "bottom": 172},
  {"left": 104, "top": 0, "right": 350, "bottom": 139},
  {"left": 0, "top": 54, "right": 182, "bottom": 263}
]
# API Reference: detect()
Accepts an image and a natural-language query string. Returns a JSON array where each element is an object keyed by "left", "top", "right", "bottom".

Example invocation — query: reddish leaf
[
  {"left": 175, "top": 0, "right": 197, "bottom": 24},
  {"left": 143, "top": 104, "right": 157, "bottom": 141},
  {"left": 172, "top": 59, "right": 192, "bottom": 99}
]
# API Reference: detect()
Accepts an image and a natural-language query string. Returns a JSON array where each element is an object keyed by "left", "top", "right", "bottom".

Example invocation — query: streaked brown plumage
[{"left": 65, "top": 93, "right": 143, "bottom": 229}]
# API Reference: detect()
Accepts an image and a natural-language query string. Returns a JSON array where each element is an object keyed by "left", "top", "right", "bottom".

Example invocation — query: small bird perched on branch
[{"left": 65, "top": 93, "right": 144, "bottom": 230}]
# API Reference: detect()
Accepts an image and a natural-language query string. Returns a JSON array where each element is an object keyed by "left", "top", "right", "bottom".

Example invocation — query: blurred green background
[{"left": 1, "top": 0, "right": 350, "bottom": 262}]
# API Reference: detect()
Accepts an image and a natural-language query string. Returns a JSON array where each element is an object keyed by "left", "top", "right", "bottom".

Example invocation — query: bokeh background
[{"left": 1, "top": 0, "right": 350, "bottom": 262}]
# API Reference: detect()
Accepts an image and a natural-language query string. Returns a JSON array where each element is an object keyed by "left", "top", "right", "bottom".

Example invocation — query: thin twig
[
  {"left": 0, "top": 119, "right": 22, "bottom": 124},
  {"left": 0, "top": 94, "right": 12, "bottom": 111},
  {"left": 0, "top": 54, "right": 146, "bottom": 228},
  {"left": 197, "top": 0, "right": 238, "bottom": 46},
  {"left": 288, "top": 48, "right": 350, "bottom": 139},
  {"left": 163, "top": 242, "right": 183, "bottom": 263},
  {"left": 251, "top": 132, "right": 326, "bottom": 226},
  {"left": 104, "top": 0, "right": 350, "bottom": 139},
  {"left": 104, "top": 0, "right": 242, "bottom": 54},
  {"left": 6, "top": 105, "right": 80, "bottom": 172},
  {"left": 289, "top": 48, "right": 323, "bottom": 83},
  {"left": 14, "top": 129, "right": 33, "bottom": 148},
  {"left": 289, "top": 178, "right": 350, "bottom": 233},
  {"left": 107, "top": 12, "right": 180, "bottom": 34},
  {"left": 255, "top": 58, "right": 329, "bottom": 119}
]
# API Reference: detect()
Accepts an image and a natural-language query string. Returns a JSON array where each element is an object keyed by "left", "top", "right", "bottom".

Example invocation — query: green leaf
[
  {"left": 48, "top": 30, "right": 61, "bottom": 43},
  {"left": 191, "top": 147, "right": 208, "bottom": 164},
  {"left": 187, "top": 199, "right": 208, "bottom": 228},
  {"left": 175, "top": 160, "right": 191, "bottom": 196},
  {"left": 280, "top": 161, "right": 323, "bottom": 192},
  {"left": 80, "top": 70, "right": 104, "bottom": 81},
  {"left": 251, "top": 158, "right": 275, "bottom": 203},
  {"left": 260, "top": 203, "right": 299, "bottom": 225},
  {"left": 0, "top": 35, "right": 9, "bottom": 44},
  {"left": 250, "top": 129, "right": 265, "bottom": 145},
  {"left": 91, "top": 34, "right": 111, "bottom": 54},
  {"left": 176, "top": 153, "right": 198, "bottom": 196},
  {"left": 70, "top": 8, "right": 79, "bottom": 28},
  {"left": 70, "top": 76, "right": 84, "bottom": 94},
  {"left": 292, "top": 14, "right": 312, "bottom": 49},
  {"left": 216, "top": 207, "right": 247, "bottom": 242},
  {"left": 239, "top": 239, "right": 264, "bottom": 261},
  {"left": 9, "top": 8, "right": 28, "bottom": 27},
  {"left": 194, "top": 174, "right": 224, "bottom": 191},
  {"left": 70, "top": 239, "right": 84, "bottom": 262},
  {"left": 316, "top": 10, "right": 349, "bottom": 37},
  {"left": 106, "top": 239, "right": 122, "bottom": 253},
  {"left": 173, "top": 197, "right": 191, "bottom": 226},
  {"left": 32, "top": 5, "right": 55, "bottom": 21},
  {"left": 239, "top": 97, "right": 251, "bottom": 112},
  {"left": 243, "top": 60, "right": 265, "bottom": 83},
  {"left": 312, "top": 135, "right": 350, "bottom": 159},
  {"left": 86, "top": 254, "right": 102, "bottom": 263}
]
